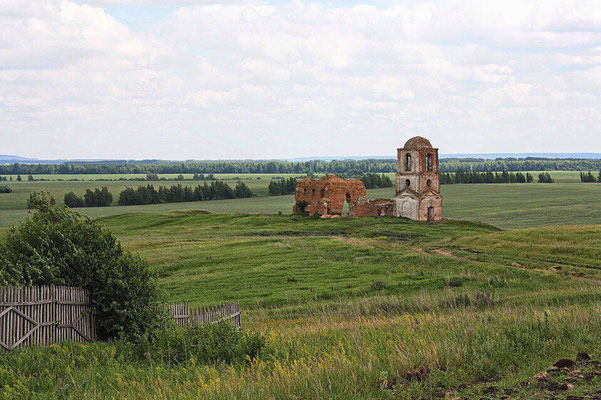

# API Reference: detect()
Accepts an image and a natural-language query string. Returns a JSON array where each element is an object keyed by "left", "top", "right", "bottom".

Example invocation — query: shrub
[
  {"left": 26, "top": 191, "right": 55, "bottom": 209},
  {"left": 447, "top": 276, "right": 463, "bottom": 288},
  {"left": 295, "top": 200, "right": 308, "bottom": 212},
  {"left": 0, "top": 185, "right": 12, "bottom": 193},
  {"left": 0, "top": 195, "right": 166, "bottom": 340},
  {"left": 125, "top": 321, "right": 266, "bottom": 366},
  {"left": 370, "top": 280, "right": 388, "bottom": 291}
]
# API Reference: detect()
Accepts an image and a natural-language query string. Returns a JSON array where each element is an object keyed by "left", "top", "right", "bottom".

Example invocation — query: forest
[{"left": 1, "top": 157, "right": 600, "bottom": 176}]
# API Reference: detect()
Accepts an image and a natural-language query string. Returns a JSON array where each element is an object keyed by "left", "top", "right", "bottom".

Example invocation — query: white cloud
[{"left": 1, "top": 0, "right": 601, "bottom": 159}]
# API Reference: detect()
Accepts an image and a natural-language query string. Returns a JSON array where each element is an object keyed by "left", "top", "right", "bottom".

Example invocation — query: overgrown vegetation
[
  {"left": 0, "top": 185, "right": 12, "bottom": 193},
  {"left": 124, "top": 321, "right": 266, "bottom": 366},
  {"left": 0, "top": 194, "right": 165, "bottom": 340},
  {"left": 1, "top": 212, "right": 601, "bottom": 399}
]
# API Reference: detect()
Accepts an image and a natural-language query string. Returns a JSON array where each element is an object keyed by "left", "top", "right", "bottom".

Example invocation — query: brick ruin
[
  {"left": 292, "top": 136, "right": 443, "bottom": 222},
  {"left": 293, "top": 175, "right": 367, "bottom": 216}
]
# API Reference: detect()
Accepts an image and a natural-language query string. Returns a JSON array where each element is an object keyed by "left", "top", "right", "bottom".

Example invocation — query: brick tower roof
[{"left": 403, "top": 136, "right": 433, "bottom": 149}]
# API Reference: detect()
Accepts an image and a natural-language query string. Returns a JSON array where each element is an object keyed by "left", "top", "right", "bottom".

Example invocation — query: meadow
[
  {"left": 1, "top": 212, "right": 601, "bottom": 399},
  {"left": 1, "top": 170, "right": 601, "bottom": 398},
  {"left": 1, "top": 172, "right": 600, "bottom": 229}
]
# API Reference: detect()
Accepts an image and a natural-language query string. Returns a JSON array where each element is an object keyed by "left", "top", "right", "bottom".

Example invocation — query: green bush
[
  {"left": 0, "top": 194, "right": 167, "bottom": 340},
  {"left": 124, "top": 321, "right": 266, "bottom": 366},
  {"left": 0, "top": 185, "right": 12, "bottom": 193}
]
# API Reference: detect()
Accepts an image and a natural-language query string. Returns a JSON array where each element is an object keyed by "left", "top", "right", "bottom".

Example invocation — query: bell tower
[{"left": 394, "top": 136, "right": 442, "bottom": 221}]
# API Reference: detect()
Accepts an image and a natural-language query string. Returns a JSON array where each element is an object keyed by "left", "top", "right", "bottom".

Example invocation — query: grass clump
[{"left": 122, "top": 321, "right": 267, "bottom": 366}]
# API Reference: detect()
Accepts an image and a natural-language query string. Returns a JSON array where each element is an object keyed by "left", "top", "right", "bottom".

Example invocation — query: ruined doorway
[
  {"left": 427, "top": 206, "right": 434, "bottom": 221},
  {"left": 342, "top": 193, "right": 351, "bottom": 215}
]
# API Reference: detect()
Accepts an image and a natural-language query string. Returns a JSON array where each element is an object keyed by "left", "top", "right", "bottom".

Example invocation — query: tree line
[
  {"left": 61, "top": 181, "right": 254, "bottom": 208},
  {"left": 360, "top": 173, "right": 393, "bottom": 189},
  {"left": 64, "top": 187, "right": 113, "bottom": 208},
  {"left": 117, "top": 181, "right": 254, "bottom": 206},
  {"left": 3, "top": 157, "right": 599, "bottom": 176},
  {"left": 580, "top": 171, "right": 601, "bottom": 183},
  {"left": 268, "top": 178, "right": 298, "bottom": 195},
  {"left": 440, "top": 170, "right": 534, "bottom": 184}
]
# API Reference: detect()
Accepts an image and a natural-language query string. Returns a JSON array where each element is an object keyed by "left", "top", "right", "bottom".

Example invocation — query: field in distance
[{"left": 1, "top": 171, "right": 600, "bottom": 229}]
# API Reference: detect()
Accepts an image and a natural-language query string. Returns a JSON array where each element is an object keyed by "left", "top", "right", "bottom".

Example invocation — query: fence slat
[
  {"left": 167, "top": 301, "right": 241, "bottom": 329},
  {"left": 0, "top": 286, "right": 95, "bottom": 351},
  {"left": 0, "top": 286, "right": 241, "bottom": 351}
]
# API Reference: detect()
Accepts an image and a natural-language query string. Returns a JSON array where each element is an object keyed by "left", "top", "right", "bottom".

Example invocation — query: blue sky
[{"left": 1, "top": 0, "right": 601, "bottom": 159}]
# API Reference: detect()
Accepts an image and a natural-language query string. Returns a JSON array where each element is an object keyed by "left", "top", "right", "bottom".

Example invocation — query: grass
[
  {"left": 2, "top": 211, "right": 601, "bottom": 399},
  {"left": 1, "top": 171, "right": 599, "bottom": 229}
]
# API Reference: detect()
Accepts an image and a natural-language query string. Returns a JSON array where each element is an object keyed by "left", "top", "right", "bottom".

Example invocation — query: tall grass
[{"left": 1, "top": 303, "right": 600, "bottom": 399}]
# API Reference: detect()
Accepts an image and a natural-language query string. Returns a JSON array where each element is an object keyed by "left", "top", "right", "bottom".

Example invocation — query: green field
[
  {"left": 3, "top": 212, "right": 601, "bottom": 399},
  {"left": 1, "top": 167, "right": 601, "bottom": 398},
  {"left": 2, "top": 176, "right": 600, "bottom": 229}
]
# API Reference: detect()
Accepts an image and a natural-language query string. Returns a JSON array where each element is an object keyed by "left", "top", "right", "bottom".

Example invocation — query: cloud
[{"left": 1, "top": 0, "right": 601, "bottom": 158}]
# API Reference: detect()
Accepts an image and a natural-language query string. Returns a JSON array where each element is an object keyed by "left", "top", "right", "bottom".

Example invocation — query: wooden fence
[
  {"left": 0, "top": 286, "right": 96, "bottom": 351},
  {"left": 0, "top": 286, "right": 242, "bottom": 351},
  {"left": 169, "top": 302, "right": 241, "bottom": 329}
]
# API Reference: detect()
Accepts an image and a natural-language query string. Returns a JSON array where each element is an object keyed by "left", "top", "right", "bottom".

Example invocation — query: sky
[{"left": 1, "top": 0, "right": 601, "bottom": 160}]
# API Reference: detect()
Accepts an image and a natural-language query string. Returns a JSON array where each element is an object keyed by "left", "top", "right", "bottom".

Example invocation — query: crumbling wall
[
  {"left": 293, "top": 175, "right": 367, "bottom": 216},
  {"left": 352, "top": 197, "right": 395, "bottom": 217}
]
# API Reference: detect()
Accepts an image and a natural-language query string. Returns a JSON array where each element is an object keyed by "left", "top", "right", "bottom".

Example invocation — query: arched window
[
  {"left": 427, "top": 179, "right": 432, "bottom": 188},
  {"left": 405, "top": 154, "right": 412, "bottom": 171},
  {"left": 405, "top": 179, "right": 411, "bottom": 189},
  {"left": 426, "top": 153, "right": 433, "bottom": 171}
]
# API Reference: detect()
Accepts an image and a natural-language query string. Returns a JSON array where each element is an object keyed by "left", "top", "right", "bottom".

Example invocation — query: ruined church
[{"left": 293, "top": 136, "right": 442, "bottom": 222}]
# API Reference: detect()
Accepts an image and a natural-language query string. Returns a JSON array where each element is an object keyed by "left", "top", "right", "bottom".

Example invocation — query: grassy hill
[
  {"left": 2, "top": 212, "right": 596, "bottom": 399},
  {"left": 2, "top": 209, "right": 601, "bottom": 399}
]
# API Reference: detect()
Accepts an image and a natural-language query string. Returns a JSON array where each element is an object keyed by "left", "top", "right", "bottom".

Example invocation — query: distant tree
[
  {"left": 16, "top": 175, "right": 22, "bottom": 181},
  {"left": 360, "top": 173, "right": 393, "bottom": 189},
  {"left": 538, "top": 173, "right": 554, "bottom": 183},
  {"left": 234, "top": 181, "right": 254, "bottom": 198},
  {"left": 64, "top": 192, "right": 86, "bottom": 208},
  {"left": 146, "top": 173, "right": 159, "bottom": 181},
  {"left": 83, "top": 187, "right": 113, "bottom": 207},
  {"left": 268, "top": 178, "right": 297, "bottom": 195},
  {"left": 27, "top": 175, "right": 34, "bottom": 181},
  {"left": 580, "top": 171, "right": 598, "bottom": 183},
  {"left": 526, "top": 173, "right": 534, "bottom": 183},
  {"left": 177, "top": 174, "right": 185, "bottom": 181},
  {"left": 515, "top": 172, "right": 526, "bottom": 183}
]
